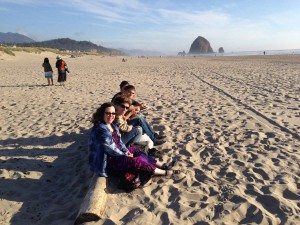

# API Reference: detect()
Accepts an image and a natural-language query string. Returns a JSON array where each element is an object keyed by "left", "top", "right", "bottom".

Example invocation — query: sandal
[
  {"left": 163, "top": 159, "right": 177, "bottom": 170},
  {"left": 165, "top": 168, "right": 181, "bottom": 176}
]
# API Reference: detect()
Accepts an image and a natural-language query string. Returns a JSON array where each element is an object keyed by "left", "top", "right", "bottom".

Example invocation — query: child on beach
[{"left": 42, "top": 57, "right": 54, "bottom": 85}]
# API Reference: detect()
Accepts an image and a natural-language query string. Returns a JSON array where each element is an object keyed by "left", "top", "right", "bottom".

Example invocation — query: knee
[
  {"left": 135, "top": 126, "right": 143, "bottom": 135},
  {"left": 137, "top": 117, "right": 143, "bottom": 124}
]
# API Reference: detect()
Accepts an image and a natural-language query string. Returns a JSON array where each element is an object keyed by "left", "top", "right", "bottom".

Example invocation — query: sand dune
[{"left": 0, "top": 52, "right": 299, "bottom": 224}]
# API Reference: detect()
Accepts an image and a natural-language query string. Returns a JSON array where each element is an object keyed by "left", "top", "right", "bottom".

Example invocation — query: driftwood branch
[{"left": 74, "top": 176, "right": 108, "bottom": 225}]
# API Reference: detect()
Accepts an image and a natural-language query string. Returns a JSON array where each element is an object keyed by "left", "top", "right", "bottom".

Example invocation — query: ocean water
[
  {"left": 184, "top": 49, "right": 300, "bottom": 57},
  {"left": 217, "top": 49, "right": 300, "bottom": 56}
]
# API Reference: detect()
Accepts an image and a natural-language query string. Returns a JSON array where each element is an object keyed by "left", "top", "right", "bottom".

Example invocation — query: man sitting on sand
[
  {"left": 113, "top": 96, "right": 143, "bottom": 147},
  {"left": 122, "top": 85, "right": 148, "bottom": 117},
  {"left": 114, "top": 85, "right": 166, "bottom": 146}
]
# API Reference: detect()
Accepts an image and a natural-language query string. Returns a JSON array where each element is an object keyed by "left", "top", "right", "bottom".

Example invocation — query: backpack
[
  {"left": 118, "top": 171, "right": 152, "bottom": 192},
  {"left": 59, "top": 60, "right": 65, "bottom": 71}
]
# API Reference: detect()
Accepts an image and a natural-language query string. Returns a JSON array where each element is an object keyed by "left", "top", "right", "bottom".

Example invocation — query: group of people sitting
[{"left": 88, "top": 81, "right": 181, "bottom": 188}]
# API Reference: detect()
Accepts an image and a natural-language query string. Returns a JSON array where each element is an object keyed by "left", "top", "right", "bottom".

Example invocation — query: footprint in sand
[
  {"left": 282, "top": 188, "right": 300, "bottom": 200},
  {"left": 239, "top": 204, "right": 264, "bottom": 224},
  {"left": 256, "top": 194, "right": 287, "bottom": 218},
  {"left": 252, "top": 168, "right": 270, "bottom": 180}
]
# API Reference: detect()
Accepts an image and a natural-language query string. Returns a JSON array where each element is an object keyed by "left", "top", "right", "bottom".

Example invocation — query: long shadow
[
  {"left": 0, "top": 84, "right": 49, "bottom": 88},
  {"left": 0, "top": 129, "right": 93, "bottom": 225}
]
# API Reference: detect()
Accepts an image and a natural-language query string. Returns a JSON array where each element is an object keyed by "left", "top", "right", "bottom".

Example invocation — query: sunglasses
[
  {"left": 105, "top": 112, "right": 116, "bottom": 116},
  {"left": 119, "top": 104, "right": 129, "bottom": 110}
]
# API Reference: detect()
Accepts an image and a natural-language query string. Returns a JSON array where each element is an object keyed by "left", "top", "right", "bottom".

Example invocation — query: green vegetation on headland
[
  {"left": 0, "top": 45, "right": 57, "bottom": 56},
  {"left": 0, "top": 45, "right": 119, "bottom": 57}
]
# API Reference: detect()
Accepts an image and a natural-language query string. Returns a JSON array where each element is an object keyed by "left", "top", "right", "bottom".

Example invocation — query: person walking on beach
[
  {"left": 55, "top": 56, "right": 69, "bottom": 85},
  {"left": 42, "top": 57, "right": 54, "bottom": 86}
]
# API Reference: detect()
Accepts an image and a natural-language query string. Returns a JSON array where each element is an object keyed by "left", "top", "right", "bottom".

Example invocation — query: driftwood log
[{"left": 74, "top": 176, "right": 108, "bottom": 225}]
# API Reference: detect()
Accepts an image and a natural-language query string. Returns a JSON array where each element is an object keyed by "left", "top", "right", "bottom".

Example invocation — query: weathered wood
[{"left": 74, "top": 176, "right": 108, "bottom": 225}]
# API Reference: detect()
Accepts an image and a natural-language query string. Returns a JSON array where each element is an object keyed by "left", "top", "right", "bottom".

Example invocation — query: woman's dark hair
[
  {"left": 91, "top": 102, "right": 114, "bottom": 126},
  {"left": 44, "top": 57, "right": 49, "bottom": 63},
  {"left": 113, "top": 96, "right": 132, "bottom": 106}
]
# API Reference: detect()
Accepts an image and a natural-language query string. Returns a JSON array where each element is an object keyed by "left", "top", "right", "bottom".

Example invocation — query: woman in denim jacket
[{"left": 88, "top": 102, "right": 180, "bottom": 177}]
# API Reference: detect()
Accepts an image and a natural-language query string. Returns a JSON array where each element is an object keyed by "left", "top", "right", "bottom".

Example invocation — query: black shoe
[
  {"left": 154, "top": 139, "right": 166, "bottom": 146},
  {"left": 147, "top": 148, "right": 163, "bottom": 157},
  {"left": 156, "top": 134, "right": 167, "bottom": 139}
]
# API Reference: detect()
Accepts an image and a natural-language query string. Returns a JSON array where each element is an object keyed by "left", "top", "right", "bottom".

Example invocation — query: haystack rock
[
  {"left": 188, "top": 36, "right": 213, "bottom": 54},
  {"left": 218, "top": 47, "right": 224, "bottom": 53}
]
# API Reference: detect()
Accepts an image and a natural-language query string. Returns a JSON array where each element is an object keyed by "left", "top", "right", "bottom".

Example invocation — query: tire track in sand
[{"left": 191, "top": 72, "right": 300, "bottom": 141}]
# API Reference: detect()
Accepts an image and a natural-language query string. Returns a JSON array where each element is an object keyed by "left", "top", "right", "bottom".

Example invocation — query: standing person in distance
[
  {"left": 55, "top": 56, "right": 69, "bottom": 85},
  {"left": 42, "top": 57, "right": 54, "bottom": 86}
]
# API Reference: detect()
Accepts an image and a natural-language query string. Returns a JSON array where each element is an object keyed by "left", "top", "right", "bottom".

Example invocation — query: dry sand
[{"left": 0, "top": 52, "right": 299, "bottom": 225}]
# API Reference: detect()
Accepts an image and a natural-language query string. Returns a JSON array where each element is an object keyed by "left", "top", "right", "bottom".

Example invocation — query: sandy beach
[{"left": 0, "top": 51, "right": 299, "bottom": 225}]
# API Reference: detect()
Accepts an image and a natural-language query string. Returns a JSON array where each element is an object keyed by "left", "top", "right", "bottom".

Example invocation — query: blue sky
[{"left": 0, "top": 0, "right": 299, "bottom": 54}]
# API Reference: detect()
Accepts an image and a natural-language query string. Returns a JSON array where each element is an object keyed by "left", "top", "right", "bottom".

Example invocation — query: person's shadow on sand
[
  {"left": 0, "top": 129, "right": 94, "bottom": 225},
  {"left": 0, "top": 84, "right": 50, "bottom": 88}
]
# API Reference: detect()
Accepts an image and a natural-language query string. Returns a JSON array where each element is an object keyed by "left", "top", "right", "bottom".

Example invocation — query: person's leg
[
  {"left": 108, "top": 154, "right": 180, "bottom": 176},
  {"left": 121, "top": 127, "right": 142, "bottom": 146},
  {"left": 63, "top": 72, "right": 67, "bottom": 82},
  {"left": 58, "top": 72, "right": 62, "bottom": 84},
  {"left": 51, "top": 78, "right": 54, "bottom": 85},
  {"left": 62, "top": 72, "right": 66, "bottom": 86},
  {"left": 153, "top": 168, "right": 166, "bottom": 175},
  {"left": 153, "top": 168, "right": 181, "bottom": 176},
  {"left": 155, "top": 159, "right": 177, "bottom": 169},
  {"left": 128, "top": 115, "right": 157, "bottom": 141},
  {"left": 47, "top": 78, "right": 50, "bottom": 85},
  {"left": 108, "top": 153, "right": 156, "bottom": 174},
  {"left": 153, "top": 159, "right": 181, "bottom": 176}
]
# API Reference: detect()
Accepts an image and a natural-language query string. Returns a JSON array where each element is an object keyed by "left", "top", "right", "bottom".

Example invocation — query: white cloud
[
  {"left": 58, "top": 0, "right": 145, "bottom": 23},
  {"left": 156, "top": 9, "right": 231, "bottom": 26}
]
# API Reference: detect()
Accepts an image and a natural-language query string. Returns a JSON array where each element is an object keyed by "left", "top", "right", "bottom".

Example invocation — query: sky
[{"left": 0, "top": 0, "right": 300, "bottom": 54}]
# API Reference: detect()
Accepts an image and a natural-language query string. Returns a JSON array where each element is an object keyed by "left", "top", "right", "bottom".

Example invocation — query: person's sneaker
[
  {"left": 155, "top": 134, "right": 167, "bottom": 139},
  {"left": 154, "top": 139, "right": 166, "bottom": 146}
]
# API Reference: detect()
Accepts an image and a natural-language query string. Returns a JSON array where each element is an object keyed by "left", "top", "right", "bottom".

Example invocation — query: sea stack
[
  {"left": 218, "top": 47, "right": 224, "bottom": 53},
  {"left": 188, "top": 36, "right": 213, "bottom": 54}
]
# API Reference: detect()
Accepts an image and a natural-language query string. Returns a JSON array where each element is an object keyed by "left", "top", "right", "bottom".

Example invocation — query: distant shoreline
[{"left": 186, "top": 48, "right": 300, "bottom": 57}]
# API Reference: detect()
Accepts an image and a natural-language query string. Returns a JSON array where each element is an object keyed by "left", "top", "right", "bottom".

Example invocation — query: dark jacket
[{"left": 42, "top": 62, "right": 53, "bottom": 72}]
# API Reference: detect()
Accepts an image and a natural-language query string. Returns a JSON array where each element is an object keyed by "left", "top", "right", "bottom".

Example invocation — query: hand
[
  {"left": 126, "top": 151, "right": 133, "bottom": 157},
  {"left": 131, "top": 109, "right": 138, "bottom": 117},
  {"left": 140, "top": 103, "right": 147, "bottom": 110},
  {"left": 134, "top": 106, "right": 140, "bottom": 112}
]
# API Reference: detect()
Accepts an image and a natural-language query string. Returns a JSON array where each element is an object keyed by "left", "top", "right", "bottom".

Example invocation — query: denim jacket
[{"left": 88, "top": 123, "right": 127, "bottom": 177}]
